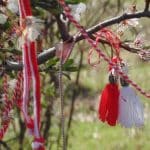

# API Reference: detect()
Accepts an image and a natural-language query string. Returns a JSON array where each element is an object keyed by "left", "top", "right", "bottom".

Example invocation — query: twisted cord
[{"left": 58, "top": 0, "right": 150, "bottom": 98}]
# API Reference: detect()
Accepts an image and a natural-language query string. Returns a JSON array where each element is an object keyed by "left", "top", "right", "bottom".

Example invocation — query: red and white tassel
[
  {"left": 18, "top": 0, "right": 44, "bottom": 149},
  {"left": 18, "top": 0, "right": 33, "bottom": 133}
]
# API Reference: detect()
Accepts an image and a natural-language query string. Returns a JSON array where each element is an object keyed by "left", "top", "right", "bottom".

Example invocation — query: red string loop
[{"left": 88, "top": 28, "right": 121, "bottom": 67}]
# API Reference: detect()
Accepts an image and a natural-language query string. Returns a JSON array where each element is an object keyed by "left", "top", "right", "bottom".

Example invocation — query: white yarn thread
[
  {"left": 118, "top": 63, "right": 144, "bottom": 128},
  {"left": 118, "top": 86, "right": 144, "bottom": 128}
]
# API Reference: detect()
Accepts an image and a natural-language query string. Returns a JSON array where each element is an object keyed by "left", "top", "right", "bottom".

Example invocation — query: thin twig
[
  {"left": 66, "top": 49, "right": 83, "bottom": 149},
  {"left": 59, "top": 49, "right": 66, "bottom": 150}
]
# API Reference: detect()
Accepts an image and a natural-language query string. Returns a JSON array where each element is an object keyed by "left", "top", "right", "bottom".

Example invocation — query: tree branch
[
  {"left": 55, "top": 14, "right": 72, "bottom": 41},
  {"left": 5, "top": 9, "right": 150, "bottom": 71},
  {"left": 144, "top": 0, "right": 150, "bottom": 11},
  {"left": 5, "top": 47, "right": 56, "bottom": 71},
  {"left": 75, "top": 10, "right": 150, "bottom": 41}
]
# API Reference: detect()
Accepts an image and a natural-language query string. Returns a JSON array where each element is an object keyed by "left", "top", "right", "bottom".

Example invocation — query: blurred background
[{"left": 0, "top": 0, "right": 150, "bottom": 149}]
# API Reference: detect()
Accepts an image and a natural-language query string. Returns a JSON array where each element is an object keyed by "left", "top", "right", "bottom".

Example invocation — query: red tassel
[{"left": 98, "top": 83, "right": 119, "bottom": 126}]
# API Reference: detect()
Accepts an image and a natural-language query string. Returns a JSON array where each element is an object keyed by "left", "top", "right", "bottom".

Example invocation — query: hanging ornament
[
  {"left": 98, "top": 58, "right": 120, "bottom": 126},
  {"left": 18, "top": 0, "right": 44, "bottom": 149},
  {"left": 118, "top": 62, "right": 144, "bottom": 128}
]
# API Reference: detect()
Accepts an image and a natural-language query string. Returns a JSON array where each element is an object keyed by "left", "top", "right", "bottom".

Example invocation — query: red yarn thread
[
  {"left": 12, "top": 72, "right": 23, "bottom": 108},
  {"left": 0, "top": 74, "right": 11, "bottom": 140},
  {"left": 18, "top": 0, "right": 44, "bottom": 149},
  {"left": 88, "top": 28, "right": 121, "bottom": 67},
  {"left": 99, "top": 83, "right": 119, "bottom": 126},
  {"left": 0, "top": 72, "right": 23, "bottom": 140}
]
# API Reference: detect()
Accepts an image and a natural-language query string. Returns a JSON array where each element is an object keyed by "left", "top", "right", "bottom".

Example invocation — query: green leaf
[
  {"left": 45, "top": 83, "right": 55, "bottom": 97},
  {"left": 63, "top": 66, "right": 78, "bottom": 72},
  {"left": 63, "top": 59, "right": 74, "bottom": 67},
  {"left": 3, "top": 21, "right": 11, "bottom": 30},
  {"left": 36, "top": 0, "right": 63, "bottom": 15},
  {"left": 46, "top": 57, "right": 59, "bottom": 68},
  {"left": 62, "top": 59, "right": 78, "bottom": 72}
]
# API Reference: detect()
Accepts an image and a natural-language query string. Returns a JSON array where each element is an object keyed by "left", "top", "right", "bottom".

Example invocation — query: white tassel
[{"left": 118, "top": 86, "right": 144, "bottom": 128}]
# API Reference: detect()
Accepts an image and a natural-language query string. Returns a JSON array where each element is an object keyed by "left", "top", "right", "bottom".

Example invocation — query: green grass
[
  {"left": 2, "top": 46, "right": 150, "bottom": 150},
  {"left": 68, "top": 120, "right": 150, "bottom": 150},
  {"left": 66, "top": 47, "right": 150, "bottom": 150}
]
